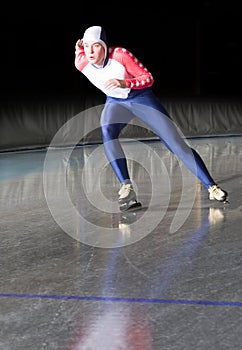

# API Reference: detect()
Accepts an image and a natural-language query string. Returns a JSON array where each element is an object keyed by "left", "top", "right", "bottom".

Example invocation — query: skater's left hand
[
  {"left": 104, "top": 79, "right": 127, "bottom": 89},
  {"left": 75, "top": 39, "right": 83, "bottom": 50}
]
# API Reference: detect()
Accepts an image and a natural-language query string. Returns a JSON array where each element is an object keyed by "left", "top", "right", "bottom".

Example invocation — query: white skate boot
[
  {"left": 208, "top": 184, "right": 229, "bottom": 203},
  {"left": 118, "top": 184, "right": 142, "bottom": 211}
]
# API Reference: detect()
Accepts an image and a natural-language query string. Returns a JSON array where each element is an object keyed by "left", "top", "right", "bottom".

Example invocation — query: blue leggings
[{"left": 100, "top": 88, "right": 215, "bottom": 188}]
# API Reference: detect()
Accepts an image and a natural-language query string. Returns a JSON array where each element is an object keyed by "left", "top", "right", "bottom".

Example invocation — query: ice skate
[
  {"left": 208, "top": 184, "right": 229, "bottom": 203},
  {"left": 118, "top": 184, "right": 142, "bottom": 211}
]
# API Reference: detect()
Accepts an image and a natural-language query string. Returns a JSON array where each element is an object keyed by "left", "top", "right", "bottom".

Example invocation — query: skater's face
[{"left": 83, "top": 41, "right": 105, "bottom": 67}]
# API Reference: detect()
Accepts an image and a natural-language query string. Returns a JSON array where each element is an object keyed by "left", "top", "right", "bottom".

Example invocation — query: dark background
[{"left": 1, "top": 1, "right": 241, "bottom": 99}]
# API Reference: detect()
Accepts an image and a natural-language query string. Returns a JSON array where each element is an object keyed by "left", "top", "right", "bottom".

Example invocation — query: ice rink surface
[{"left": 0, "top": 136, "right": 242, "bottom": 349}]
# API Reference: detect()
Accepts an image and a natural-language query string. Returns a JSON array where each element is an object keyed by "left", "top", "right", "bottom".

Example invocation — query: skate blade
[
  {"left": 223, "top": 199, "right": 230, "bottom": 204},
  {"left": 220, "top": 196, "right": 229, "bottom": 204},
  {"left": 210, "top": 196, "right": 230, "bottom": 204},
  {"left": 120, "top": 201, "right": 142, "bottom": 212}
]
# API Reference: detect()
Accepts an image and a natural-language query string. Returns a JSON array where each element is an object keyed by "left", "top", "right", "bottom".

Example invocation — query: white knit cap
[{"left": 82, "top": 26, "right": 107, "bottom": 51}]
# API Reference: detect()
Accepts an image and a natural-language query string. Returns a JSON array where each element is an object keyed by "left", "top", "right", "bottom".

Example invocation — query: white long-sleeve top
[{"left": 75, "top": 46, "right": 154, "bottom": 99}]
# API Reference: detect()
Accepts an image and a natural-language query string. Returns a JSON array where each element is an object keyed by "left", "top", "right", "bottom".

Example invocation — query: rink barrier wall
[{"left": 1, "top": 93, "right": 242, "bottom": 151}]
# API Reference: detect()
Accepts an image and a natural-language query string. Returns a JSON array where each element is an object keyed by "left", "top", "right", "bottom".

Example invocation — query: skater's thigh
[
  {"left": 101, "top": 102, "right": 134, "bottom": 126},
  {"left": 130, "top": 104, "right": 180, "bottom": 140},
  {"left": 130, "top": 103, "right": 191, "bottom": 153}
]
